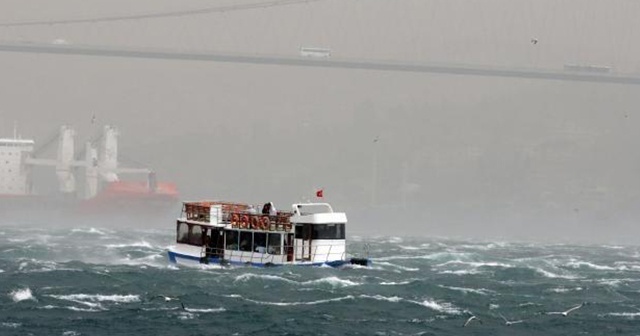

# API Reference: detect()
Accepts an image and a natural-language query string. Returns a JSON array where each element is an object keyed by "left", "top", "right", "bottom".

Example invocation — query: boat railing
[
  {"left": 182, "top": 200, "right": 294, "bottom": 231},
  {"left": 201, "top": 243, "right": 346, "bottom": 265}
]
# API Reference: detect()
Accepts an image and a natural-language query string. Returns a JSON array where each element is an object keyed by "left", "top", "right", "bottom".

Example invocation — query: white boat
[{"left": 167, "top": 201, "right": 370, "bottom": 267}]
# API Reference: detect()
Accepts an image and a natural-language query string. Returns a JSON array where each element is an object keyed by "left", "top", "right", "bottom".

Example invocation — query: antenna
[{"left": 13, "top": 121, "right": 18, "bottom": 139}]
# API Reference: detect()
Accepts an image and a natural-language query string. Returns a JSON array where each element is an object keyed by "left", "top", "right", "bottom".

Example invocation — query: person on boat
[
  {"left": 262, "top": 203, "right": 271, "bottom": 215},
  {"left": 246, "top": 205, "right": 257, "bottom": 214},
  {"left": 240, "top": 239, "right": 250, "bottom": 252},
  {"left": 269, "top": 202, "right": 277, "bottom": 216}
]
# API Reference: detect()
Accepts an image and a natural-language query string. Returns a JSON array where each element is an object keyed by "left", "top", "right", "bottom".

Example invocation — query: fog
[{"left": 1, "top": 0, "right": 639, "bottom": 244}]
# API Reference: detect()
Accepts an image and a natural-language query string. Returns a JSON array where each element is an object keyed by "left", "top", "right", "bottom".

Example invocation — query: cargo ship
[{"left": 0, "top": 125, "right": 178, "bottom": 225}]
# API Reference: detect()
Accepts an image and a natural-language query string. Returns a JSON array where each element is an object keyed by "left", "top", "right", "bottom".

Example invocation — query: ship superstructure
[{"left": 0, "top": 125, "right": 177, "bottom": 220}]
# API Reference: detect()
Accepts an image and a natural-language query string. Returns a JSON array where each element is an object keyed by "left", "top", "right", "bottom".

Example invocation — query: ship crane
[{"left": 8, "top": 125, "right": 155, "bottom": 199}]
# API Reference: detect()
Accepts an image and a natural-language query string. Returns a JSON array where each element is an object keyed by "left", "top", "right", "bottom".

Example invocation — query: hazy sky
[{"left": 1, "top": 0, "right": 640, "bottom": 244}]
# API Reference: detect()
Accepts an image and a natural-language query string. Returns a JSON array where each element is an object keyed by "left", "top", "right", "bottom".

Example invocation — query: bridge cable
[{"left": 0, "top": 0, "right": 324, "bottom": 27}]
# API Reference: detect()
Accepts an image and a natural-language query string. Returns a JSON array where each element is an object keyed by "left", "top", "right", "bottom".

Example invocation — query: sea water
[{"left": 1, "top": 225, "right": 639, "bottom": 335}]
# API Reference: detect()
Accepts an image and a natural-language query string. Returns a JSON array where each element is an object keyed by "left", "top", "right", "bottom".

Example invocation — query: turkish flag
[{"left": 316, "top": 189, "right": 324, "bottom": 198}]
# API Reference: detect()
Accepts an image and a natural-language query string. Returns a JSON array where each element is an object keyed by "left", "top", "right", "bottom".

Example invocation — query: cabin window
[
  {"left": 267, "top": 233, "right": 281, "bottom": 255},
  {"left": 177, "top": 222, "right": 189, "bottom": 243},
  {"left": 189, "top": 225, "right": 204, "bottom": 245},
  {"left": 225, "top": 231, "right": 239, "bottom": 250},
  {"left": 253, "top": 232, "right": 267, "bottom": 253},
  {"left": 239, "top": 231, "right": 253, "bottom": 252},
  {"left": 312, "top": 223, "right": 345, "bottom": 240},
  {"left": 295, "top": 224, "right": 304, "bottom": 239}
]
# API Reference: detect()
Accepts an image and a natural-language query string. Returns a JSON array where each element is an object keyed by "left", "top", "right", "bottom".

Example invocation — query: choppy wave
[
  {"left": 71, "top": 228, "right": 110, "bottom": 235},
  {"left": 374, "top": 261, "right": 420, "bottom": 272},
  {"left": 238, "top": 295, "right": 355, "bottom": 306},
  {"left": 105, "top": 241, "right": 154, "bottom": 249},
  {"left": 409, "top": 299, "right": 463, "bottom": 315},
  {"left": 9, "top": 288, "right": 35, "bottom": 302},
  {"left": 234, "top": 274, "right": 359, "bottom": 287},
  {"left": 565, "top": 260, "right": 619, "bottom": 271},
  {"left": 1, "top": 322, "right": 22, "bottom": 328},
  {"left": 533, "top": 267, "right": 581, "bottom": 280},
  {"left": 49, "top": 294, "right": 140, "bottom": 304},
  {"left": 184, "top": 307, "right": 226, "bottom": 313},
  {"left": 603, "top": 312, "right": 640, "bottom": 318},
  {"left": 2, "top": 225, "right": 640, "bottom": 334},
  {"left": 439, "top": 285, "right": 493, "bottom": 295},
  {"left": 380, "top": 280, "right": 414, "bottom": 286}
]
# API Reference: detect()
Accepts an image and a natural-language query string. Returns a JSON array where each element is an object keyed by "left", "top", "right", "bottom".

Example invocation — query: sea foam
[
  {"left": 10, "top": 288, "right": 35, "bottom": 302},
  {"left": 49, "top": 294, "right": 140, "bottom": 303}
]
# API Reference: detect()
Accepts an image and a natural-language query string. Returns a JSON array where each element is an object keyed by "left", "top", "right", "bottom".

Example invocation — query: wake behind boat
[{"left": 167, "top": 201, "right": 370, "bottom": 267}]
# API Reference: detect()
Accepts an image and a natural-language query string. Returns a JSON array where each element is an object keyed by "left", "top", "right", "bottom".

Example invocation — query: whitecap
[
  {"left": 301, "top": 276, "right": 360, "bottom": 287},
  {"left": 223, "top": 294, "right": 242, "bottom": 298},
  {"left": 184, "top": 307, "right": 226, "bottom": 313},
  {"left": 10, "top": 288, "right": 35, "bottom": 302},
  {"left": 374, "top": 251, "right": 473, "bottom": 262},
  {"left": 41, "top": 305, "right": 101, "bottom": 312},
  {"left": 359, "top": 294, "right": 403, "bottom": 303},
  {"left": 375, "top": 261, "right": 419, "bottom": 272},
  {"left": 596, "top": 279, "right": 627, "bottom": 287},
  {"left": 438, "top": 269, "right": 481, "bottom": 275},
  {"left": 566, "top": 261, "right": 618, "bottom": 271},
  {"left": 141, "top": 307, "right": 181, "bottom": 311},
  {"left": 241, "top": 295, "right": 354, "bottom": 306},
  {"left": 380, "top": 281, "right": 413, "bottom": 286},
  {"left": 409, "top": 299, "right": 462, "bottom": 315},
  {"left": 106, "top": 241, "right": 153, "bottom": 249},
  {"left": 399, "top": 246, "right": 424, "bottom": 250},
  {"left": 66, "top": 306, "right": 102, "bottom": 312},
  {"left": 1, "top": 322, "right": 21, "bottom": 328},
  {"left": 518, "top": 302, "right": 541, "bottom": 307},
  {"left": 234, "top": 273, "right": 297, "bottom": 284},
  {"left": 434, "top": 261, "right": 514, "bottom": 268},
  {"left": 177, "top": 312, "right": 196, "bottom": 320},
  {"left": 489, "top": 304, "right": 500, "bottom": 310},
  {"left": 533, "top": 268, "right": 580, "bottom": 280},
  {"left": 49, "top": 294, "right": 140, "bottom": 303},
  {"left": 547, "top": 287, "right": 583, "bottom": 293},
  {"left": 62, "top": 331, "right": 80, "bottom": 336},
  {"left": 234, "top": 274, "right": 359, "bottom": 287},
  {"left": 603, "top": 312, "right": 640, "bottom": 318},
  {"left": 71, "top": 228, "right": 109, "bottom": 235},
  {"left": 438, "top": 285, "right": 493, "bottom": 295}
]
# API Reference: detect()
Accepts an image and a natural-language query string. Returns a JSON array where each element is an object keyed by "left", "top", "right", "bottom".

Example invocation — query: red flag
[{"left": 316, "top": 189, "right": 324, "bottom": 198}]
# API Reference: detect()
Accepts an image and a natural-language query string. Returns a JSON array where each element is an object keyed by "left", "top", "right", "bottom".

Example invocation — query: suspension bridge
[{"left": 1, "top": 0, "right": 639, "bottom": 85}]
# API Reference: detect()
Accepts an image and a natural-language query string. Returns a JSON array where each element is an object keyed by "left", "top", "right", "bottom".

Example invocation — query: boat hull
[{"left": 167, "top": 249, "right": 361, "bottom": 268}]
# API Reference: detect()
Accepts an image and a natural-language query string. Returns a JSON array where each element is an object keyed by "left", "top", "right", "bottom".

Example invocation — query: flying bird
[
  {"left": 463, "top": 315, "right": 482, "bottom": 327},
  {"left": 531, "top": 38, "right": 539, "bottom": 45},
  {"left": 499, "top": 313, "right": 524, "bottom": 326},
  {"left": 547, "top": 303, "right": 585, "bottom": 317},
  {"left": 91, "top": 114, "right": 96, "bottom": 124},
  {"left": 373, "top": 136, "right": 379, "bottom": 143}
]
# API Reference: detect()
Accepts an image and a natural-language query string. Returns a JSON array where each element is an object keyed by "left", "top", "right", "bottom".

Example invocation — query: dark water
[{"left": 1, "top": 224, "right": 640, "bottom": 335}]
